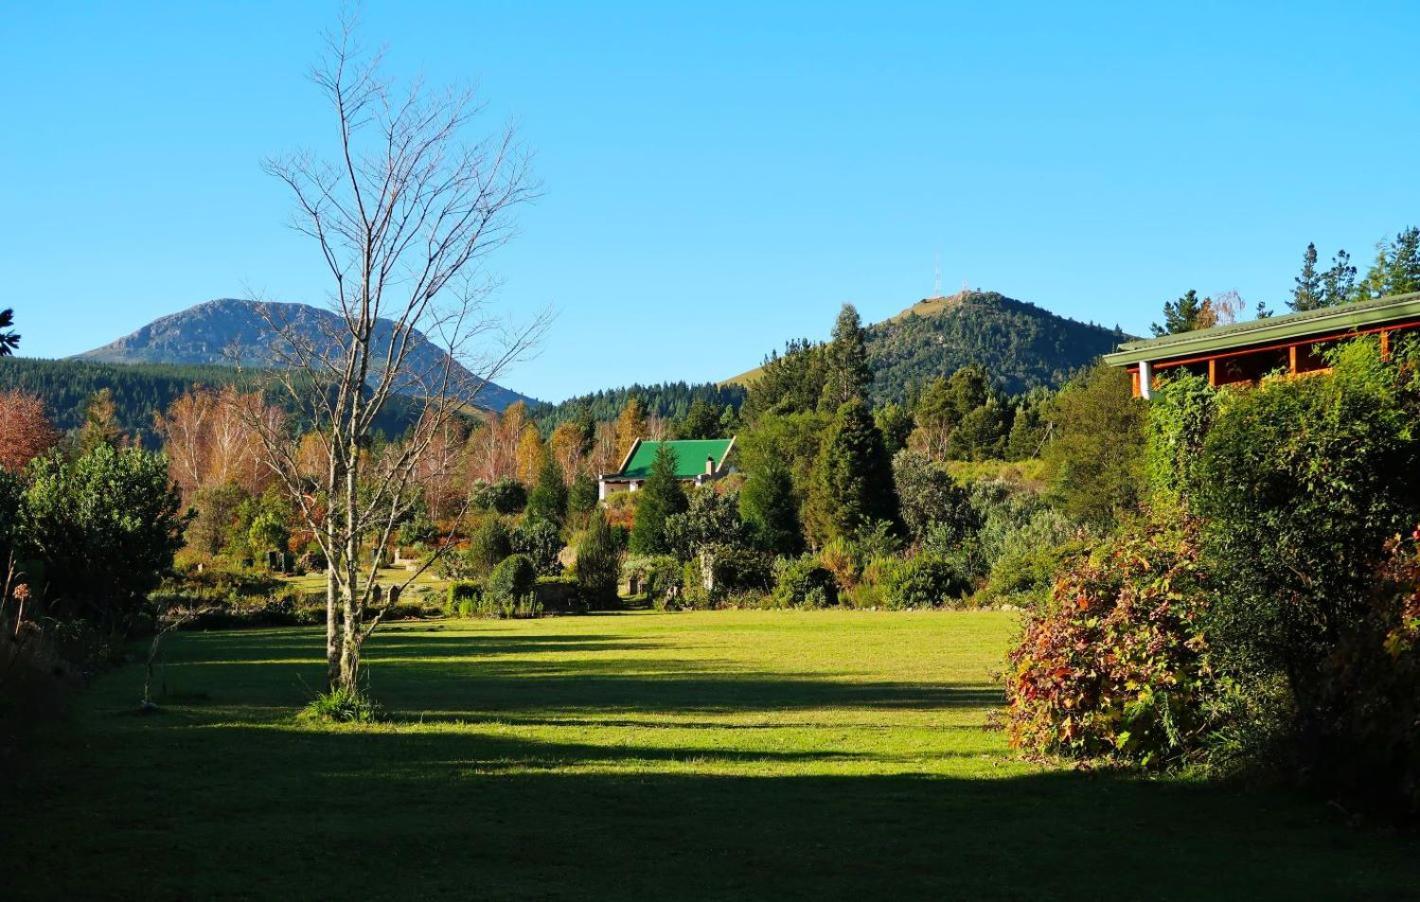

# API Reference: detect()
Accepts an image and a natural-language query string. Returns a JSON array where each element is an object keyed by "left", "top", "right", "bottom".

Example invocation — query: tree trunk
[{"left": 325, "top": 563, "right": 339, "bottom": 690}]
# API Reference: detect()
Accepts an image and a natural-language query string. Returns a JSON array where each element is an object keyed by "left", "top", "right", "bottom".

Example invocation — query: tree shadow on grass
[{"left": 7, "top": 719, "right": 1417, "bottom": 901}]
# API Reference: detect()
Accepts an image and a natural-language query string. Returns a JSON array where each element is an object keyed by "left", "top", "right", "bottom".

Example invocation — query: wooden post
[
  {"left": 1207, "top": 358, "right": 1217, "bottom": 387},
  {"left": 1381, "top": 330, "right": 1391, "bottom": 360},
  {"left": 1130, "top": 369, "right": 1141, "bottom": 398},
  {"left": 1288, "top": 345, "right": 1298, "bottom": 375}
]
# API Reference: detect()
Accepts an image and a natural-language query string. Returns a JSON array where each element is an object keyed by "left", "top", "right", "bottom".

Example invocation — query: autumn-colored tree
[
  {"left": 615, "top": 397, "right": 647, "bottom": 459},
  {"left": 468, "top": 401, "right": 530, "bottom": 483},
  {"left": 413, "top": 414, "right": 470, "bottom": 519},
  {"left": 549, "top": 419, "right": 593, "bottom": 477},
  {"left": 515, "top": 425, "right": 548, "bottom": 483},
  {"left": 0, "top": 390, "right": 59, "bottom": 472},
  {"left": 156, "top": 386, "right": 279, "bottom": 496}
]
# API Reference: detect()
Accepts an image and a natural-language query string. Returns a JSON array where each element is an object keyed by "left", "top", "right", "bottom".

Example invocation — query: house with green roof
[
  {"left": 598, "top": 437, "right": 737, "bottom": 501},
  {"left": 1104, "top": 291, "right": 1420, "bottom": 397}
]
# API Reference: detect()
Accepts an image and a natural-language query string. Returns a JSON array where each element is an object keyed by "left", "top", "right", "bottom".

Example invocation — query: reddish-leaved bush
[{"left": 1005, "top": 520, "right": 1217, "bottom": 767}]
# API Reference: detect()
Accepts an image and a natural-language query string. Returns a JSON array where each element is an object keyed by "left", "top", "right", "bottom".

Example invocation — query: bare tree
[{"left": 248, "top": 15, "right": 545, "bottom": 695}]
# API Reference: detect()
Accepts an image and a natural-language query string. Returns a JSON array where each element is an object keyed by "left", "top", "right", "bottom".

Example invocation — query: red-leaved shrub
[{"left": 1006, "top": 520, "right": 1217, "bottom": 767}]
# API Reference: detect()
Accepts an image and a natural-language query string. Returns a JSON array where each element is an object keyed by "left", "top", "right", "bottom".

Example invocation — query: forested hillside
[
  {"left": 0, "top": 357, "right": 423, "bottom": 445},
  {"left": 865, "top": 291, "right": 1130, "bottom": 401},
  {"left": 532, "top": 381, "right": 745, "bottom": 430},
  {"left": 729, "top": 290, "right": 1130, "bottom": 402}
]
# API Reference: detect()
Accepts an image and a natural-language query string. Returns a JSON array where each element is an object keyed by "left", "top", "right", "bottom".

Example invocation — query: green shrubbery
[
  {"left": 486, "top": 554, "right": 540, "bottom": 618},
  {"left": 770, "top": 556, "right": 838, "bottom": 608},
  {"left": 1005, "top": 338, "right": 1420, "bottom": 820}
]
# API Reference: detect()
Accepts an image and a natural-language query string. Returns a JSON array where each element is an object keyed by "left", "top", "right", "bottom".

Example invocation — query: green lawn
[{"left": 5, "top": 610, "right": 1417, "bottom": 900}]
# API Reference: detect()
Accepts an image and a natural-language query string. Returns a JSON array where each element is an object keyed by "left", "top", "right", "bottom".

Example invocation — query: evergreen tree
[
  {"left": 873, "top": 402, "right": 914, "bottom": 456},
  {"left": 1289, "top": 242, "right": 1323, "bottom": 311},
  {"left": 820, "top": 303, "right": 872, "bottom": 411},
  {"left": 1150, "top": 290, "right": 1207, "bottom": 336},
  {"left": 0, "top": 309, "right": 18, "bottom": 356},
  {"left": 672, "top": 398, "right": 722, "bottom": 439},
  {"left": 738, "top": 457, "right": 802, "bottom": 555},
  {"left": 628, "top": 442, "right": 688, "bottom": 554},
  {"left": 574, "top": 510, "right": 621, "bottom": 608},
  {"left": 78, "top": 388, "right": 123, "bottom": 453},
  {"left": 1387, "top": 227, "right": 1420, "bottom": 295},
  {"left": 741, "top": 338, "right": 829, "bottom": 421},
  {"left": 805, "top": 398, "right": 898, "bottom": 546},
  {"left": 525, "top": 454, "right": 569, "bottom": 526},
  {"left": 1320, "top": 249, "right": 1357, "bottom": 306},
  {"left": 567, "top": 472, "right": 599, "bottom": 520}
]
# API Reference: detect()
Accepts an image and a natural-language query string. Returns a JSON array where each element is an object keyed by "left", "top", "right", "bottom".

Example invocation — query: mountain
[
  {"left": 727, "top": 290, "right": 1132, "bottom": 401},
  {"left": 76, "top": 298, "right": 538, "bottom": 411}
]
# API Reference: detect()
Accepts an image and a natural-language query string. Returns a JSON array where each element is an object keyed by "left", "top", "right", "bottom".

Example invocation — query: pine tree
[
  {"left": 1150, "top": 290, "right": 1207, "bottom": 336},
  {"left": 78, "top": 388, "right": 123, "bottom": 453},
  {"left": 739, "top": 457, "right": 802, "bottom": 555},
  {"left": 628, "top": 442, "right": 688, "bottom": 554},
  {"left": 806, "top": 398, "right": 898, "bottom": 546},
  {"left": 819, "top": 304, "right": 872, "bottom": 411},
  {"left": 1289, "top": 242, "right": 1323, "bottom": 311},
  {"left": 672, "top": 398, "right": 722, "bottom": 439},
  {"left": 574, "top": 510, "right": 621, "bottom": 608},
  {"left": 1387, "top": 226, "right": 1420, "bottom": 295},
  {"left": 1320, "top": 249, "right": 1357, "bottom": 306},
  {"left": 0, "top": 309, "right": 18, "bottom": 356},
  {"left": 525, "top": 454, "right": 569, "bottom": 526}
]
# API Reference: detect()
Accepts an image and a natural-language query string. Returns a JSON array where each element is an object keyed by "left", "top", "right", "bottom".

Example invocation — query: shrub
[
  {"left": 978, "top": 508, "right": 1082, "bottom": 608},
  {"left": 893, "top": 449, "right": 977, "bottom": 543},
  {"left": 1005, "top": 521, "right": 1218, "bottom": 767},
  {"left": 466, "top": 518, "right": 513, "bottom": 577},
  {"left": 574, "top": 512, "right": 621, "bottom": 609},
  {"left": 1193, "top": 338, "right": 1420, "bottom": 743},
  {"left": 447, "top": 580, "right": 483, "bottom": 614},
  {"left": 623, "top": 555, "right": 683, "bottom": 607},
  {"left": 23, "top": 444, "right": 187, "bottom": 629},
  {"left": 471, "top": 478, "right": 527, "bottom": 515},
  {"left": 511, "top": 518, "right": 564, "bottom": 575},
  {"left": 875, "top": 555, "right": 969, "bottom": 609},
  {"left": 300, "top": 686, "right": 383, "bottom": 724},
  {"left": 1310, "top": 529, "right": 1420, "bottom": 820},
  {"left": 487, "top": 554, "right": 538, "bottom": 615},
  {"left": 771, "top": 555, "right": 838, "bottom": 608}
]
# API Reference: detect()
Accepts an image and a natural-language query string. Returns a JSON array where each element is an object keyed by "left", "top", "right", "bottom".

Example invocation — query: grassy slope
[{"left": 4, "top": 611, "right": 1417, "bottom": 900}]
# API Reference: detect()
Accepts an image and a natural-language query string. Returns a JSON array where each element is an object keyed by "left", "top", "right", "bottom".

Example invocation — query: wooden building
[{"left": 1104, "top": 292, "right": 1420, "bottom": 398}]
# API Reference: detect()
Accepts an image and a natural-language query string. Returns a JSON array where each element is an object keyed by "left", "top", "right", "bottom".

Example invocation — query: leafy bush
[
  {"left": 1193, "top": 338, "right": 1420, "bottom": 742},
  {"left": 622, "top": 555, "right": 683, "bottom": 607},
  {"left": 687, "top": 546, "right": 775, "bottom": 604},
  {"left": 23, "top": 444, "right": 187, "bottom": 628},
  {"left": 1006, "top": 522, "right": 1218, "bottom": 767},
  {"left": 892, "top": 449, "right": 977, "bottom": 544},
  {"left": 471, "top": 478, "right": 527, "bottom": 515},
  {"left": 487, "top": 554, "right": 538, "bottom": 616},
  {"left": 978, "top": 508, "right": 1082, "bottom": 607},
  {"left": 771, "top": 555, "right": 838, "bottom": 608},
  {"left": 510, "top": 518, "right": 564, "bottom": 575},
  {"left": 1309, "top": 530, "right": 1420, "bottom": 820},
  {"left": 874, "top": 555, "right": 969, "bottom": 609},
  {"left": 447, "top": 580, "right": 483, "bottom": 614},
  {"left": 466, "top": 518, "right": 512, "bottom": 577}
]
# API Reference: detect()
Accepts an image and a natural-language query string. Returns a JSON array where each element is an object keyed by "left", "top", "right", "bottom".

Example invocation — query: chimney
[{"left": 705, "top": 455, "right": 715, "bottom": 476}]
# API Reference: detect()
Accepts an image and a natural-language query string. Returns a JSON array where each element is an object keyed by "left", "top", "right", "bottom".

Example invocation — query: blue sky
[{"left": 4, "top": 2, "right": 1420, "bottom": 401}]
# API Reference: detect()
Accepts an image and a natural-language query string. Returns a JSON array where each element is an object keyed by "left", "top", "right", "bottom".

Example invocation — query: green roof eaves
[{"left": 1103, "top": 292, "right": 1420, "bottom": 367}]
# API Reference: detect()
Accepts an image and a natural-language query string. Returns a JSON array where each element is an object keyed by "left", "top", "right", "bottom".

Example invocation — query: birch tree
[{"left": 250, "top": 16, "right": 543, "bottom": 695}]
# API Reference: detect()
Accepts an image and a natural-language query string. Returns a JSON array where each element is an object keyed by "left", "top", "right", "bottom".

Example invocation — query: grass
[{"left": 4, "top": 610, "right": 1417, "bottom": 900}]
